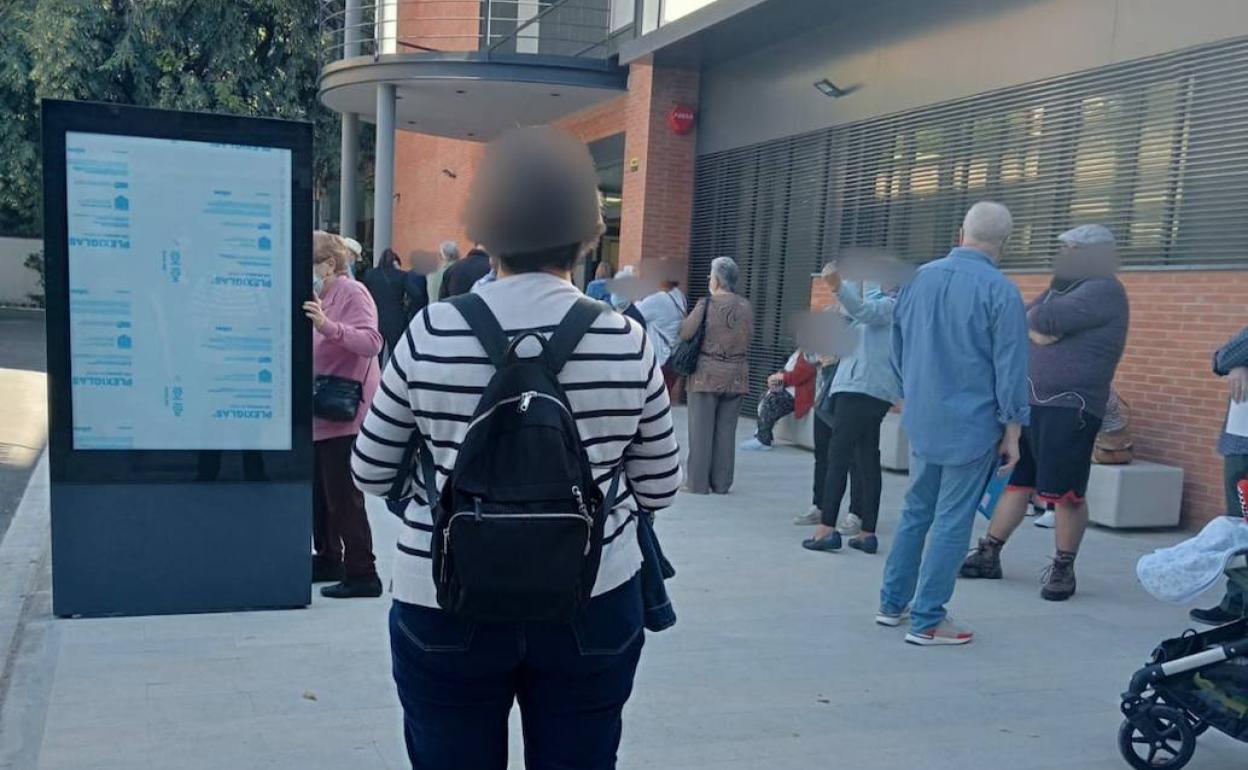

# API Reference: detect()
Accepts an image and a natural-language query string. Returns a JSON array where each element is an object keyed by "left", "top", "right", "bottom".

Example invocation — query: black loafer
[
  {"left": 1189, "top": 606, "right": 1240, "bottom": 626},
  {"left": 321, "top": 576, "right": 384, "bottom": 599}
]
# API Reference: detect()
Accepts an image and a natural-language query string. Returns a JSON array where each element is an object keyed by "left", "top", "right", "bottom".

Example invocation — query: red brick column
[{"left": 618, "top": 56, "right": 699, "bottom": 280}]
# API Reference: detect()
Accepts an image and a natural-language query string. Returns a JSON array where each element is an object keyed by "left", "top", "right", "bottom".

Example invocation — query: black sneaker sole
[
  {"left": 1040, "top": 587, "right": 1075, "bottom": 601},
  {"left": 959, "top": 567, "right": 1003, "bottom": 580}
]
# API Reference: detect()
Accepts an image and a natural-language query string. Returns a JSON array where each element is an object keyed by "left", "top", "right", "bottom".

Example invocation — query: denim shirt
[
  {"left": 891, "top": 247, "right": 1030, "bottom": 466},
  {"left": 830, "top": 281, "right": 900, "bottom": 405},
  {"left": 636, "top": 512, "right": 676, "bottom": 632}
]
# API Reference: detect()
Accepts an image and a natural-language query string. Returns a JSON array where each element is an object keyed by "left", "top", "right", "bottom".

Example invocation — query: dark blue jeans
[{"left": 390, "top": 577, "right": 644, "bottom": 770}]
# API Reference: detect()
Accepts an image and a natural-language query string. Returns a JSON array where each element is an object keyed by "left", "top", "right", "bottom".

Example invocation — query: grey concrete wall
[
  {"left": 697, "top": 0, "right": 1248, "bottom": 154},
  {"left": 0, "top": 237, "right": 43, "bottom": 307}
]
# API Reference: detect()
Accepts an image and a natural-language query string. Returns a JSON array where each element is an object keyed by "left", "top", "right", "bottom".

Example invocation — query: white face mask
[{"left": 313, "top": 271, "right": 324, "bottom": 296}]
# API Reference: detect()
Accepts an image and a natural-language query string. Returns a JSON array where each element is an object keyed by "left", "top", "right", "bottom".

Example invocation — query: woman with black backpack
[{"left": 351, "top": 127, "right": 681, "bottom": 769}]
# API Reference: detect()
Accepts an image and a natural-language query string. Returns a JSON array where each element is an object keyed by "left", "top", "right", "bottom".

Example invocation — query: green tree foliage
[{"left": 1, "top": 0, "right": 362, "bottom": 236}]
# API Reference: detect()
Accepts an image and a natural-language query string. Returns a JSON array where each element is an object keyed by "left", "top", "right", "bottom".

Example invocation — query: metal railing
[{"left": 319, "top": 0, "right": 623, "bottom": 63}]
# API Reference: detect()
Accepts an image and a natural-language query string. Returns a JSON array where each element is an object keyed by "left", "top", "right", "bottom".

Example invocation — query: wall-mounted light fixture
[{"left": 813, "top": 78, "right": 858, "bottom": 98}]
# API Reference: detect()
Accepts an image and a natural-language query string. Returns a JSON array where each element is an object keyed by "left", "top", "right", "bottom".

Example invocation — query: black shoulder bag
[{"left": 668, "top": 297, "right": 709, "bottom": 377}]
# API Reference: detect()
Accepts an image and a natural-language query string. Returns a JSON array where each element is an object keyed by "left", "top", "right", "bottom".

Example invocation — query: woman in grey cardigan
[{"left": 680, "top": 257, "right": 753, "bottom": 495}]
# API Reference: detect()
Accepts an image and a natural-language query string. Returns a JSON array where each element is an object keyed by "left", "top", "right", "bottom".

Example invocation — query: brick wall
[
  {"left": 1016, "top": 270, "right": 1248, "bottom": 526},
  {"left": 398, "top": 1, "right": 479, "bottom": 51},
  {"left": 809, "top": 270, "right": 1248, "bottom": 526},
  {"left": 555, "top": 96, "right": 627, "bottom": 143},
  {"left": 618, "top": 57, "right": 700, "bottom": 272},
  {"left": 391, "top": 132, "right": 484, "bottom": 259}
]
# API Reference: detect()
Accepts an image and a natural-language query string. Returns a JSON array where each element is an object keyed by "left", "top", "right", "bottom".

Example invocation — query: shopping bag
[{"left": 977, "top": 468, "right": 1010, "bottom": 520}]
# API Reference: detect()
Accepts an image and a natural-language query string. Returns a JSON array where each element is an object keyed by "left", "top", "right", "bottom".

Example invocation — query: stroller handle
[{"left": 1126, "top": 639, "right": 1248, "bottom": 696}]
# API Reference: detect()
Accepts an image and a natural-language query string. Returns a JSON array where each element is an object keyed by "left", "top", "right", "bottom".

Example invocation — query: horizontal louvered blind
[
  {"left": 688, "top": 132, "right": 832, "bottom": 411},
  {"left": 687, "top": 35, "right": 1248, "bottom": 411},
  {"left": 832, "top": 35, "right": 1248, "bottom": 270}
]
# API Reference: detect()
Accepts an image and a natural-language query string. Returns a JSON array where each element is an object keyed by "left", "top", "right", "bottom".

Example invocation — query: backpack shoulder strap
[
  {"left": 448, "top": 293, "right": 508, "bottom": 368},
  {"left": 545, "top": 297, "right": 606, "bottom": 374}
]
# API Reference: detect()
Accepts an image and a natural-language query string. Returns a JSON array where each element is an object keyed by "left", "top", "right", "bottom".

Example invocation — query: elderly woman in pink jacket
[{"left": 305, "top": 231, "right": 383, "bottom": 599}]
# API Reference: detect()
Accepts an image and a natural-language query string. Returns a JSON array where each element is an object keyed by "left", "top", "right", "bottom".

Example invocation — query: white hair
[
  {"left": 710, "top": 256, "right": 739, "bottom": 292},
  {"left": 961, "top": 201, "right": 1013, "bottom": 254},
  {"left": 439, "top": 240, "right": 460, "bottom": 262},
  {"left": 341, "top": 237, "right": 363, "bottom": 258}
]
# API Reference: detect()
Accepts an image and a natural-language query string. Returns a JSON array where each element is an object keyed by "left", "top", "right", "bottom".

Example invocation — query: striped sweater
[{"left": 351, "top": 272, "right": 682, "bottom": 607}]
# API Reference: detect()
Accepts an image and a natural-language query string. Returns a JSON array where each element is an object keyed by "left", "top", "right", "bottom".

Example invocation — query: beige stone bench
[
  {"left": 1085, "top": 460, "right": 1184, "bottom": 529},
  {"left": 772, "top": 411, "right": 814, "bottom": 449},
  {"left": 879, "top": 412, "right": 909, "bottom": 471}
]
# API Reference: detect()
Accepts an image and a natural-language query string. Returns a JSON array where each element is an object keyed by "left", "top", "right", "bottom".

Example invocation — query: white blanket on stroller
[{"left": 1137, "top": 517, "right": 1248, "bottom": 604}]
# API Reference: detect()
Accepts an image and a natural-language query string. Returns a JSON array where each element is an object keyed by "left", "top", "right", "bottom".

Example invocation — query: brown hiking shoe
[
  {"left": 959, "top": 537, "right": 1003, "bottom": 579},
  {"left": 1041, "top": 557, "right": 1076, "bottom": 601}
]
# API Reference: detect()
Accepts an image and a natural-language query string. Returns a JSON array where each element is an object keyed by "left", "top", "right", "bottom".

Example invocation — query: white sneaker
[
  {"left": 793, "top": 505, "right": 820, "bottom": 526},
  {"left": 1034, "top": 509, "right": 1056, "bottom": 529},
  {"left": 875, "top": 607, "right": 910, "bottom": 627},
  {"left": 905, "top": 616, "right": 974, "bottom": 646},
  {"left": 838, "top": 513, "right": 863, "bottom": 537},
  {"left": 739, "top": 437, "right": 772, "bottom": 452}
]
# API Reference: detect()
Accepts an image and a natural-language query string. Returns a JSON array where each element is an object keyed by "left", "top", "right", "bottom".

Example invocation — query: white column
[
  {"left": 338, "top": 0, "right": 362, "bottom": 238},
  {"left": 339, "top": 114, "right": 359, "bottom": 239},
  {"left": 378, "top": 0, "right": 399, "bottom": 55},
  {"left": 372, "top": 83, "right": 397, "bottom": 258}
]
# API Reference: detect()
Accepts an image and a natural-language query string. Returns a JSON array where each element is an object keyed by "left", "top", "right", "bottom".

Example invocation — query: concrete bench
[
  {"left": 879, "top": 412, "right": 909, "bottom": 471},
  {"left": 1085, "top": 460, "right": 1184, "bottom": 529},
  {"left": 772, "top": 411, "right": 814, "bottom": 450}
]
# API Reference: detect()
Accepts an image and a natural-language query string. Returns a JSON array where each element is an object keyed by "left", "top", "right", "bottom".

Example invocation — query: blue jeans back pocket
[
  {"left": 392, "top": 602, "right": 477, "bottom": 653},
  {"left": 571, "top": 578, "right": 643, "bottom": 656}
]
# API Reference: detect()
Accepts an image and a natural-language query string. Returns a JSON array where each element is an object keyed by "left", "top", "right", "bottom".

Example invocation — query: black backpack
[{"left": 405, "top": 293, "right": 619, "bottom": 623}]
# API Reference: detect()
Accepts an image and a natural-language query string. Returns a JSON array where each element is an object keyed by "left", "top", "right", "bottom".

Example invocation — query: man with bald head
[
  {"left": 878, "top": 201, "right": 1030, "bottom": 646},
  {"left": 961, "top": 225, "right": 1129, "bottom": 602}
]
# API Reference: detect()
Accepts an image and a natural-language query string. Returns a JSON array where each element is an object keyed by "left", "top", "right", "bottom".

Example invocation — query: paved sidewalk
[{"left": 1, "top": 412, "right": 1244, "bottom": 769}]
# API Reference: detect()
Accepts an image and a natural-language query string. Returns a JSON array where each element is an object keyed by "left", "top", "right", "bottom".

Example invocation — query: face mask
[
  {"left": 312, "top": 270, "right": 324, "bottom": 296},
  {"left": 610, "top": 293, "right": 630, "bottom": 311}
]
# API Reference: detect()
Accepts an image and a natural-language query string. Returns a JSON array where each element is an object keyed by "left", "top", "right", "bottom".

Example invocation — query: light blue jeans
[{"left": 880, "top": 447, "right": 998, "bottom": 633}]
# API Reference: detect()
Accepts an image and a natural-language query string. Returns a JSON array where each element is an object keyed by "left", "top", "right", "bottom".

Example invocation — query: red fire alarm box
[{"left": 666, "top": 104, "right": 696, "bottom": 136}]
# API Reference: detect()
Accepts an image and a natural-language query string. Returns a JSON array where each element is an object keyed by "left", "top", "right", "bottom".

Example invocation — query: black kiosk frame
[{"left": 42, "top": 100, "right": 314, "bottom": 617}]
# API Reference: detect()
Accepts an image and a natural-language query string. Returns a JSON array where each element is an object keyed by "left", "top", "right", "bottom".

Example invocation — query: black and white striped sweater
[{"left": 351, "top": 272, "right": 682, "bottom": 607}]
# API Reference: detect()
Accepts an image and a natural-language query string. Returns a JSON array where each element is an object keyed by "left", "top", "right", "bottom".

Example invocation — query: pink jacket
[{"left": 313, "top": 278, "right": 383, "bottom": 442}]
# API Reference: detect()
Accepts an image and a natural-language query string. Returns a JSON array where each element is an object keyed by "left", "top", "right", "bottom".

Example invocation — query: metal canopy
[{"left": 319, "top": 53, "right": 628, "bottom": 141}]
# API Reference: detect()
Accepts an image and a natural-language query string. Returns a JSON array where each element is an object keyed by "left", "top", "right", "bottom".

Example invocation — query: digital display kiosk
[{"left": 42, "top": 100, "right": 314, "bottom": 616}]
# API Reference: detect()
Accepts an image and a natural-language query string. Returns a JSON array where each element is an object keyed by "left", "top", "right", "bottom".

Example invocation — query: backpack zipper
[
  {"left": 465, "top": 391, "right": 571, "bottom": 434},
  {"left": 442, "top": 508, "right": 594, "bottom": 567}
]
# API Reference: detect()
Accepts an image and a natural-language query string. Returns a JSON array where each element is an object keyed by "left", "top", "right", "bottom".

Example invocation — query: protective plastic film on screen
[{"left": 65, "top": 132, "right": 293, "bottom": 450}]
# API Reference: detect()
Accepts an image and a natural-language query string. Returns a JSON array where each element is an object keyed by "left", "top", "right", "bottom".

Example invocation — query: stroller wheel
[{"left": 1118, "top": 705, "right": 1196, "bottom": 770}]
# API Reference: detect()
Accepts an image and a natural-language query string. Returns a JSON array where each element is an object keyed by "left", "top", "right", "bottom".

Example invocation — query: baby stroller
[{"left": 1119, "top": 480, "right": 1248, "bottom": 769}]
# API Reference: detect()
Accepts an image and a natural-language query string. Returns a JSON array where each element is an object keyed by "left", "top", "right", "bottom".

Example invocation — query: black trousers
[
  {"left": 813, "top": 409, "right": 863, "bottom": 513},
  {"left": 820, "top": 392, "right": 892, "bottom": 532},
  {"left": 313, "top": 435, "right": 378, "bottom": 580},
  {"left": 1217, "top": 453, "right": 1248, "bottom": 612}
]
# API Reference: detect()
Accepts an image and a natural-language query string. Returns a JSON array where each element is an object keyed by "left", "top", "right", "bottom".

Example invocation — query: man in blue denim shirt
[{"left": 878, "top": 201, "right": 1030, "bottom": 646}]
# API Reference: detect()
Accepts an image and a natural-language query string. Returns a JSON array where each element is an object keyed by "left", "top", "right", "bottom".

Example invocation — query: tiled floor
[{"left": 2, "top": 412, "right": 1245, "bottom": 769}]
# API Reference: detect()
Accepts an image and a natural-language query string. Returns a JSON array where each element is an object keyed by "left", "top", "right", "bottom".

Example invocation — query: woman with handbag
[
  {"left": 305, "top": 231, "right": 384, "bottom": 599},
  {"left": 678, "top": 256, "right": 753, "bottom": 495}
]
